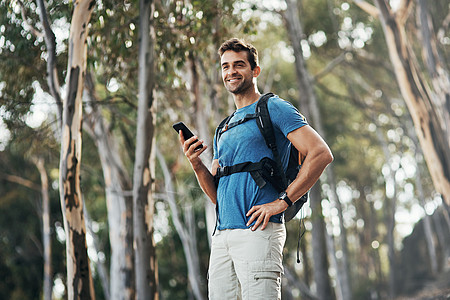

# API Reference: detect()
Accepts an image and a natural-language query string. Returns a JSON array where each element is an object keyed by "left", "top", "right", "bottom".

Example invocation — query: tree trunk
[
  {"left": 375, "top": 125, "right": 398, "bottom": 298},
  {"left": 326, "top": 168, "right": 352, "bottom": 300},
  {"left": 432, "top": 209, "right": 450, "bottom": 268},
  {"left": 417, "top": 0, "right": 450, "bottom": 116},
  {"left": 283, "top": 1, "right": 351, "bottom": 298},
  {"left": 156, "top": 147, "right": 207, "bottom": 300},
  {"left": 283, "top": 264, "right": 318, "bottom": 300},
  {"left": 371, "top": 0, "right": 450, "bottom": 203},
  {"left": 59, "top": 0, "right": 96, "bottom": 298},
  {"left": 83, "top": 208, "right": 111, "bottom": 300},
  {"left": 133, "top": 0, "right": 158, "bottom": 298},
  {"left": 84, "top": 72, "right": 135, "bottom": 300},
  {"left": 187, "top": 53, "right": 216, "bottom": 242},
  {"left": 282, "top": 0, "right": 312, "bottom": 118},
  {"left": 404, "top": 123, "right": 439, "bottom": 275},
  {"left": 325, "top": 232, "right": 343, "bottom": 300},
  {"left": 310, "top": 185, "right": 334, "bottom": 300},
  {"left": 33, "top": 157, "right": 52, "bottom": 300}
]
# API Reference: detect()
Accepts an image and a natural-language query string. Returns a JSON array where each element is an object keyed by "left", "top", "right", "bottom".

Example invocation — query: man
[{"left": 178, "top": 38, "right": 333, "bottom": 299}]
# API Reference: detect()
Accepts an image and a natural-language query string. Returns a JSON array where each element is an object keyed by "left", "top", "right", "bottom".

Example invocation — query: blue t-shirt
[{"left": 213, "top": 95, "right": 308, "bottom": 230}]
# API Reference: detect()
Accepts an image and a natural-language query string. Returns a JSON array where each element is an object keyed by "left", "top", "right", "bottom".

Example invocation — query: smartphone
[{"left": 172, "top": 122, "right": 203, "bottom": 150}]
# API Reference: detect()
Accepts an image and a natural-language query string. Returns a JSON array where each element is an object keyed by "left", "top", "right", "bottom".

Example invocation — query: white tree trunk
[
  {"left": 187, "top": 54, "right": 216, "bottom": 243},
  {"left": 84, "top": 72, "right": 134, "bottom": 300},
  {"left": 375, "top": 125, "right": 398, "bottom": 298},
  {"left": 133, "top": 0, "right": 158, "bottom": 298},
  {"left": 283, "top": 1, "right": 352, "bottom": 298},
  {"left": 33, "top": 157, "right": 52, "bottom": 300},
  {"left": 310, "top": 185, "right": 334, "bottom": 300},
  {"left": 156, "top": 147, "right": 207, "bottom": 300},
  {"left": 59, "top": 0, "right": 96, "bottom": 298}
]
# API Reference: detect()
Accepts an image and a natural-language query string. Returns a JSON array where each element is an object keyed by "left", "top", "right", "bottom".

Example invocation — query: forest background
[{"left": 0, "top": 0, "right": 449, "bottom": 299}]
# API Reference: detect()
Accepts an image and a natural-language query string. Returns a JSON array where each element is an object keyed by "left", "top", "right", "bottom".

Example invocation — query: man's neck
[{"left": 233, "top": 88, "right": 261, "bottom": 110}]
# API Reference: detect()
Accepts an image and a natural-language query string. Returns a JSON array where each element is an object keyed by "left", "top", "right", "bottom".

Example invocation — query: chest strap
[
  {"left": 217, "top": 113, "right": 259, "bottom": 136},
  {"left": 214, "top": 157, "right": 287, "bottom": 192},
  {"left": 215, "top": 161, "right": 266, "bottom": 189}
]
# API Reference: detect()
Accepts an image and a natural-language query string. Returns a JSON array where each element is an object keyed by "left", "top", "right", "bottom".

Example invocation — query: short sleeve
[{"left": 267, "top": 96, "right": 308, "bottom": 137}]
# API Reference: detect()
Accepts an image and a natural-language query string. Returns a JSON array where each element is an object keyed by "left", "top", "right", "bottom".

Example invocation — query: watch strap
[{"left": 279, "top": 192, "right": 293, "bottom": 207}]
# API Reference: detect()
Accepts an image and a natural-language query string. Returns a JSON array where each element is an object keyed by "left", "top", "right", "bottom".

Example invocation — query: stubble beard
[{"left": 225, "top": 77, "right": 253, "bottom": 95}]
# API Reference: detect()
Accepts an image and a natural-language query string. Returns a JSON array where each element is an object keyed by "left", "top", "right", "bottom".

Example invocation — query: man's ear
[{"left": 253, "top": 66, "right": 261, "bottom": 78}]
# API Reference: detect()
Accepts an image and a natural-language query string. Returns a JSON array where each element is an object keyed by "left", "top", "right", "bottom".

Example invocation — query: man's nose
[{"left": 226, "top": 66, "right": 237, "bottom": 76}]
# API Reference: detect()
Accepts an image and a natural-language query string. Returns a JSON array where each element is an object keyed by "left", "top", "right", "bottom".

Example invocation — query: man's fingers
[
  {"left": 246, "top": 206, "right": 258, "bottom": 217},
  {"left": 247, "top": 203, "right": 278, "bottom": 230},
  {"left": 259, "top": 215, "right": 270, "bottom": 230},
  {"left": 251, "top": 215, "right": 264, "bottom": 231},
  {"left": 192, "top": 144, "right": 207, "bottom": 156},
  {"left": 183, "top": 136, "right": 200, "bottom": 153},
  {"left": 246, "top": 207, "right": 260, "bottom": 226}
]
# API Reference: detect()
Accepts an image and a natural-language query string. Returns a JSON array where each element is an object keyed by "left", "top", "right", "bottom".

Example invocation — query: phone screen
[{"left": 173, "top": 122, "right": 203, "bottom": 150}]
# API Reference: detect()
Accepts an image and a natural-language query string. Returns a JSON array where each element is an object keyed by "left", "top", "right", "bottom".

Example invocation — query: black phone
[{"left": 172, "top": 122, "right": 203, "bottom": 150}]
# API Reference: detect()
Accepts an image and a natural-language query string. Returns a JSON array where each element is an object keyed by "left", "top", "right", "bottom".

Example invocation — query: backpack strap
[
  {"left": 215, "top": 114, "right": 233, "bottom": 145},
  {"left": 256, "top": 93, "right": 289, "bottom": 190}
]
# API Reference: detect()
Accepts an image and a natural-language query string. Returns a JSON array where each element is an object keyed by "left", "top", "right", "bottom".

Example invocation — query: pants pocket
[{"left": 247, "top": 271, "right": 281, "bottom": 300}]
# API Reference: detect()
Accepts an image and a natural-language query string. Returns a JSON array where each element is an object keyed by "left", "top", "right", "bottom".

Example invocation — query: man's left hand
[{"left": 246, "top": 199, "right": 289, "bottom": 230}]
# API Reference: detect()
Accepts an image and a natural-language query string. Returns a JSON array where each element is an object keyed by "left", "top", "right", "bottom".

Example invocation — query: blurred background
[{"left": 0, "top": 0, "right": 449, "bottom": 299}]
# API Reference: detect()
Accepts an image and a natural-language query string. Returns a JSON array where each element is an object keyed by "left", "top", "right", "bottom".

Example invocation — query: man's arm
[
  {"left": 246, "top": 125, "right": 333, "bottom": 230},
  {"left": 179, "top": 131, "right": 218, "bottom": 204}
]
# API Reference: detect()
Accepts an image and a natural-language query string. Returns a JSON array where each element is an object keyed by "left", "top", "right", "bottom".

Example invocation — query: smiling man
[{"left": 178, "top": 38, "right": 333, "bottom": 299}]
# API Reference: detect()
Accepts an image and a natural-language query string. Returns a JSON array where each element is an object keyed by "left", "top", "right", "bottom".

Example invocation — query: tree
[
  {"left": 353, "top": 0, "right": 450, "bottom": 203},
  {"left": 132, "top": 0, "right": 159, "bottom": 298},
  {"left": 84, "top": 71, "right": 134, "bottom": 300},
  {"left": 58, "top": 0, "right": 96, "bottom": 298},
  {"left": 33, "top": 157, "right": 52, "bottom": 300},
  {"left": 156, "top": 146, "right": 207, "bottom": 300},
  {"left": 1, "top": 0, "right": 448, "bottom": 298},
  {"left": 282, "top": 0, "right": 351, "bottom": 298}
]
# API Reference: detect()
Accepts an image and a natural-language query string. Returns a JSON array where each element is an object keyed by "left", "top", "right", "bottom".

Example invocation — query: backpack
[{"left": 214, "top": 93, "right": 308, "bottom": 222}]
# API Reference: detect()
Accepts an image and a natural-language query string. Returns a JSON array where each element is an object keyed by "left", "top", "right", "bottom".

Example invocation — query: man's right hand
[
  {"left": 178, "top": 131, "right": 218, "bottom": 204},
  {"left": 178, "top": 131, "right": 207, "bottom": 170}
]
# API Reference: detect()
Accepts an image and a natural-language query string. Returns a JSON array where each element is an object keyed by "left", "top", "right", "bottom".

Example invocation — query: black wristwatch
[{"left": 278, "top": 191, "right": 292, "bottom": 207}]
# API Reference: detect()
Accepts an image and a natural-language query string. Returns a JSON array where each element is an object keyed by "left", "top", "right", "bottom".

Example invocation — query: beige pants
[{"left": 208, "top": 222, "right": 286, "bottom": 300}]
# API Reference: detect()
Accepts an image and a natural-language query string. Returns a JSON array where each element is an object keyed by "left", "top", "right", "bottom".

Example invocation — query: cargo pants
[{"left": 208, "top": 222, "right": 286, "bottom": 300}]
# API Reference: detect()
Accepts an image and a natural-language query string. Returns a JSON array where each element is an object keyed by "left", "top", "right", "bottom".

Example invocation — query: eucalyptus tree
[
  {"left": 281, "top": 0, "right": 352, "bottom": 298},
  {"left": 56, "top": 0, "right": 96, "bottom": 298},
  {"left": 132, "top": 0, "right": 159, "bottom": 298},
  {"left": 352, "top": 0, "right": 450, "bottom": 203},
  {"left": 2, "top": 0, "right": 97, "bottom": 297}
]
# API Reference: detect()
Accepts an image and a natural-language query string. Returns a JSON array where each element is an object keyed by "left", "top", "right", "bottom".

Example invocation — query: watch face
[{"left": 279, "top": 192, "right": 287, "bottom": 199}]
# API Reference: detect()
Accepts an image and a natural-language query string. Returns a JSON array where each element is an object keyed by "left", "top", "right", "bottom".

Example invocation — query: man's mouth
[{"left": 227, "top": 77, "right": 241, "bottom": 83}]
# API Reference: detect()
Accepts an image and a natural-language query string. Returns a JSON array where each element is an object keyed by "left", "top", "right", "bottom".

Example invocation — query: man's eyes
[{"left": 222, "top": 63, "right": 245, "bottom": 70}]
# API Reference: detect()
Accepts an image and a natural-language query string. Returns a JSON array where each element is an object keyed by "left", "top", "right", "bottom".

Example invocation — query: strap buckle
[
  {"left": 222, "top": 166, "right": 230, "bottom": 176},
  {"left": 218, "top": 166, "right": 230, "bottom": 177}
]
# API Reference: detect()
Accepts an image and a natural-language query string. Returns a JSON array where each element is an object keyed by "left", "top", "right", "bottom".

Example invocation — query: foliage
[{"left": 0, "top": 0, "right": 448, "bottom": 298}]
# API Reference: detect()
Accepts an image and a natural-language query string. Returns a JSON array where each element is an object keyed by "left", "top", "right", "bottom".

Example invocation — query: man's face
[{"left": 220, "top": 50, "right": 259, "bottom": 94}]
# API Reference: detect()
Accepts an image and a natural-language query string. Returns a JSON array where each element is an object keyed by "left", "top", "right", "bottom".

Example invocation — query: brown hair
[{"left": 218, "top": 38, "right": 259, "bottom": 70}]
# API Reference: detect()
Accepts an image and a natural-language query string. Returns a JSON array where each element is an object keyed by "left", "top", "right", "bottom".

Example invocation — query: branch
[
  {"left": 35, "top": 0, "right": 63, "bottom": 125},
  {"left": 16, "top": 0, "right": 43, "bottom": 38},
  {"left": 437, "top": 10, "right": 450, "bottom": 41},
  {"left": 313, "top": 52, "right": 348, "bottom": 82},
  {"left": 284, "top": 265, "right": 318, "bottom": 300},
  {"left": 0, "top": 173, "right": 41, "bottom": 191},
  {"left": 352, "top": 0, "right": 379, "bottom": 18},
  {"left": 396, "top": 0, "right": 414, "bottom": 25}
]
